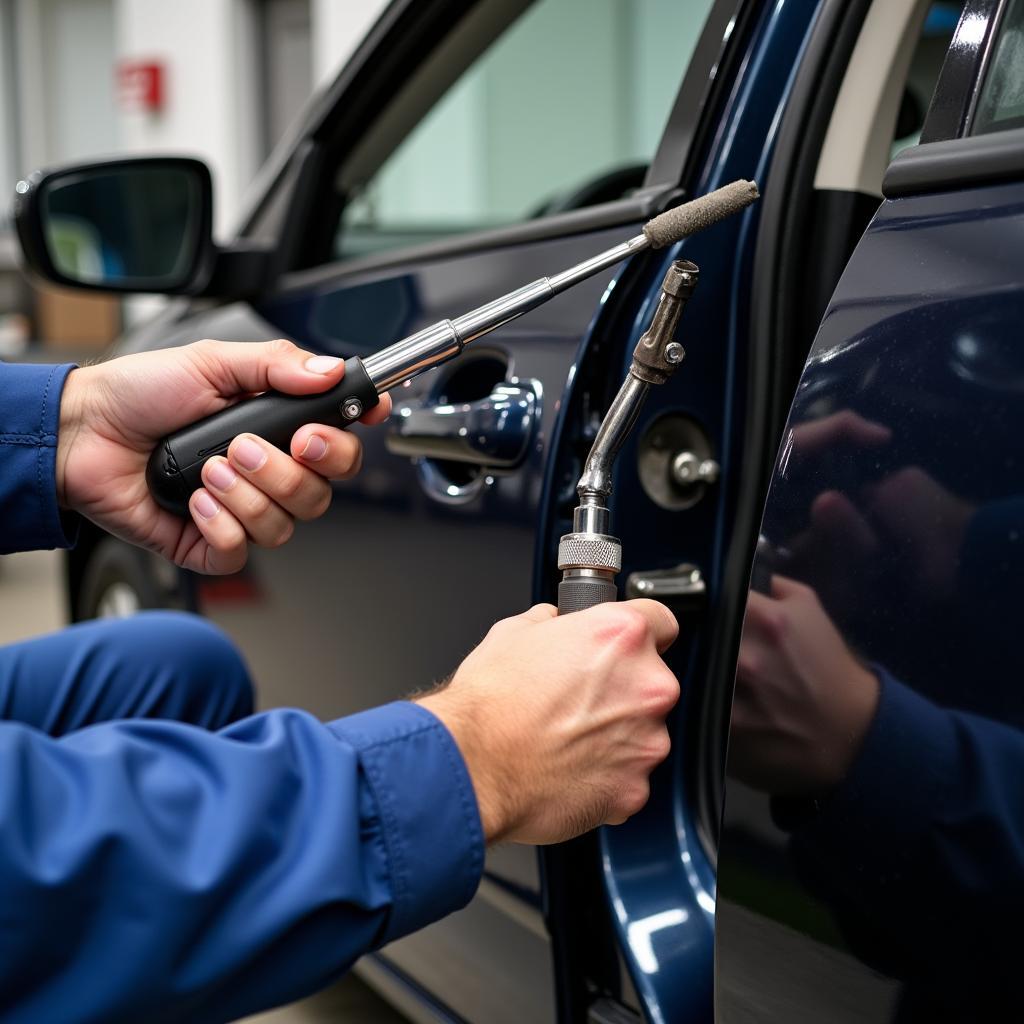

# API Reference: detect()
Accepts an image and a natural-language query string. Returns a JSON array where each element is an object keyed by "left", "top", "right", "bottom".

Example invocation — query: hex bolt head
[
  {"left": 665, "top": 342, "right": 685, "bottom": 364},
  {"left": 342, "top": 398, "right": 363, "bottom": 419}
]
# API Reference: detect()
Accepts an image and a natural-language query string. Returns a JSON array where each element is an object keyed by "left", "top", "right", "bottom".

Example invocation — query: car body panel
[
  {"left": 716, "top": 175, "right": 1024, "bottom": 1020},
  {"left": 530, "top": 1, "right": 833, "bottom": 1019}
]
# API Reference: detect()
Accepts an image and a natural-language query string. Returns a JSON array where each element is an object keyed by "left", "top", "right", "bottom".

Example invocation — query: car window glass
[
  {"left": 333, "top": 0, "right": 715, "bottom": 262},
  {"left": 971, "top": 0, "right": 1024, "bottom": 134}
]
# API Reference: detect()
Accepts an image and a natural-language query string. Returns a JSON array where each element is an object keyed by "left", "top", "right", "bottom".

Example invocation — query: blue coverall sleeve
[
  {"left": 0, "top": 361, "right": 77, "bottom": 553},
  {"left": 0, "top": 701, "right": 485, "bottom": 1023},
  {"left": 788, "top": 671, "right": 1024, "bottom": 990}
]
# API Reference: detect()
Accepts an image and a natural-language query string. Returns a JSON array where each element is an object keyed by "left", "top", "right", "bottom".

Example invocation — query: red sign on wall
[{"left": 117, "top": 61, "right": 164, "bottom": 113}]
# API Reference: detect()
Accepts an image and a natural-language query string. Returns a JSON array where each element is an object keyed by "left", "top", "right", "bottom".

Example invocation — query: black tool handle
[
  {"left": 146, "top": 355, "right": 379, "bottom": 518},
  {"left": 557, "top": 575, "right": 618, "bottom": 614}
]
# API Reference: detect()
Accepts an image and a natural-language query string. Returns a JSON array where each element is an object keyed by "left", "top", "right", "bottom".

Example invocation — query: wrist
[
  {"left": 55, "top": 366, "right": 94, "bottom": 510},
  {"left": 416, "top": 691, "right": 512, "bottom": 844},
  {"left": 819, "top": 661, "right": 880, "bottom": 791}
]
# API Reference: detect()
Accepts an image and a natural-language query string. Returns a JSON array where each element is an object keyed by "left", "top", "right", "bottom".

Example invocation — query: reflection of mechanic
[
  {"left": 0, "top": 342, "right": 680, "bottom": 1022},
  {"left": 733, "top": 484, "right": 1024, "bottom": 1017}
]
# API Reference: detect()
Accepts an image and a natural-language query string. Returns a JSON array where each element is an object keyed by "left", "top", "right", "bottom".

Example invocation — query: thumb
[{"left": 188, "top": 338, "right": 346, "bottom": 398}]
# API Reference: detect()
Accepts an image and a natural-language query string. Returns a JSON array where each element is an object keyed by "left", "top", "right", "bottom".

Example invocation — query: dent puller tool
[{"left": 148, "top": 181, "right": 759, "bottom": 518}]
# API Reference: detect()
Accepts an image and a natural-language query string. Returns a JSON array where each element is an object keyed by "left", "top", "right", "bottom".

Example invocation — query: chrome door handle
[{"left": 386, "top": 380, "right": 540, "bottom": 469}]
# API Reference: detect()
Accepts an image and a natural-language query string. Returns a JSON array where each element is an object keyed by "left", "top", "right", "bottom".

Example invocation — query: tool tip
[{"left": 642, "top": 179, "right": 759, "bottom": 249}]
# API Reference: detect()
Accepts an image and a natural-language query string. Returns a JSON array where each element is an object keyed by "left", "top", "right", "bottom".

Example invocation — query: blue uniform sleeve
[
  {"left": 0, "top": 361, "right": 77, "bottom": 553},
  {"left": 788, "top": 670, "right": 1024, "bottom": 987},
  {"left": 0, "top": 700, "right": 484, "bottom": 1023}
]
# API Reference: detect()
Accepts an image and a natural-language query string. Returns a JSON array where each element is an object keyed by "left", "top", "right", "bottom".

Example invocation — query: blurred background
[
  {"left": 0, "top": 0, "right": 389, "bottom": 360},
  {"left": 0, "top": 0, "right": 703, "bottom": 360}
]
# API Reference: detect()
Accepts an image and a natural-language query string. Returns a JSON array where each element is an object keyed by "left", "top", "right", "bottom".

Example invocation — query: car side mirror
[{"left": 13, "top": 156, "right": 217, "bottom": 295}]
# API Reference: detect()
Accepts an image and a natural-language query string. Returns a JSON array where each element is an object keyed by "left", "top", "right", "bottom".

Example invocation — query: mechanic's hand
[
  {"left": 417, "top": 600, "right": 679, "bottom": 845},
  {"left": 862, "top": 466, "right": 974, "bottom": 600},
  {"left": 729, "top": 575, "right": 879, "bottom": 797},
  {"left": 788, "top": 468, "right": 973, "bottom": 607},
  {"left": 785, "top": 409, "right": 892, "bottom": 463},
  {"left": 56, "top": 339, "right": 391, "bottom": 574}
]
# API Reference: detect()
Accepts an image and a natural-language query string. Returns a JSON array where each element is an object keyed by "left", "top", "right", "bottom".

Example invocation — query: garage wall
[
  {"left": 116, "top": 0, "right": 262, "bottom": 238},
  {"left": 311, "top": 0, "right": 390, "bottom": 88}
]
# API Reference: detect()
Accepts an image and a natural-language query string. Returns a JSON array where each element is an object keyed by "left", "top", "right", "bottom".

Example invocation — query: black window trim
[
  {"left": 883, "top": 123, "right": 1024, "bottom": 195},
  {"left": 261, "top": 0, "right": 749, "bottom": 294},
  {"left": 920, "top": 0, "right": 1004, "bottom": 144},
  {"left": 883, "top": 0, "right": 1024, "bottom": 197}
]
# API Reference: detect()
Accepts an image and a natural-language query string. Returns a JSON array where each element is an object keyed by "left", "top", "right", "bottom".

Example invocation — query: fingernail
[
  {"left": 206, "top": 460, "right": 238, "bottom": 491},
  {"left": 300, "top": 434, "right": 328, "bottom": 461},
  {"left": 194, "top": 492, "right": 219, "bottom": 519},
  {"left": 305, "top": 355, "right": 342, "bottom": 374},
  {"left": 232, "top": 437, "right": 266, "bottom": 471}
]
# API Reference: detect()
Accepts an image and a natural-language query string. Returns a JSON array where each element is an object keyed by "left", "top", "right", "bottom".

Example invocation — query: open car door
[{"left": 716, "top": 2, "right": 1024, "bottom": 1019}]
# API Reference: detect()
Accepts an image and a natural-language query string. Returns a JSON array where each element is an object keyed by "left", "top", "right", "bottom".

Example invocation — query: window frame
[
  {"left": 920, "top": 0, "right": 1004, "bottom": 143},
  {"left": 883, "top": 0, "right": 1024, "bottom": 197},
  {"left": 244, "top": 0, "right": 749, "bottom": 292}
]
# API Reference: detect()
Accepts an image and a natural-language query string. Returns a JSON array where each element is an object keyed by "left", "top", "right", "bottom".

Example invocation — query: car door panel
[
  {"left": 187, "top": 225, "right": 640, "bottom": 1024},
  {"left": 528, "top": 1, "right": 841, "bottom": 1020},
  {"left": 716, "top": 163, "right": 1024, "bottom": 1021}
]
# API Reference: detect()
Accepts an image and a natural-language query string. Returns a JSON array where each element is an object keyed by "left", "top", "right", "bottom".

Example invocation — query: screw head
[
  {"left": 342, "top": 398, "right": 363, "bottom": 419},
  {"left": 665, "top": 342, "right": 685, "bottom": 364}
]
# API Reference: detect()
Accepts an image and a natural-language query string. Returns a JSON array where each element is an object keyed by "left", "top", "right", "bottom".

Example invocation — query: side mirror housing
[{"left": 14, "top": 156, "right": 222, "bottom": 295}]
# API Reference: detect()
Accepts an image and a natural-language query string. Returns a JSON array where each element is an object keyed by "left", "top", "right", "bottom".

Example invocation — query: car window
[
  {"left": 333, "top": 0, "right": 715, "bottom": 261},
  {"left": 971, "top": 0, "right": 1024, "bottom": 134}
]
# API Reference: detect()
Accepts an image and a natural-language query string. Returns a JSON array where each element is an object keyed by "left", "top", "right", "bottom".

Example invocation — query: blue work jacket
[{"left": 0, "top": 362, "right": 484, "bottom": 1021}]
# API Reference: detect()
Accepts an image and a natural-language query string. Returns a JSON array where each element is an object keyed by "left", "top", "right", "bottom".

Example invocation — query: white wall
[
  {"left": 0, "top": 1, "right": 19, "bottom": 197},
  {"left": 115, "top": 0, "right": 262, "bottom": 238},
  {"left": 310, "top": 0, "right": 389, "bottom": 88}
]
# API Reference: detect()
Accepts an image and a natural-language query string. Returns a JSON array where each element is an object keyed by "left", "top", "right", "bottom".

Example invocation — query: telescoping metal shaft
[
  {"left": 147, "top": 181, "right": 758, "bottom": 518},
  {"left": 362, "top": 179, "right": 758, "bottom": 391}
]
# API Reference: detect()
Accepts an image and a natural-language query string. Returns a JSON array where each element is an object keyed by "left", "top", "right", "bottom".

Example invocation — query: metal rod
[
  {"left": 362, "top": 233, "right": 651, "bottom": 392},
  {"left": 576, "top": 374, "right": 650, "bottom": 503}
]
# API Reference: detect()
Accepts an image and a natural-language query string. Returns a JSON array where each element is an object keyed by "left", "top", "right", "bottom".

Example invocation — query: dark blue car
[{"left": 16, "top": 0, "right": 1024, "bottom": 1020}]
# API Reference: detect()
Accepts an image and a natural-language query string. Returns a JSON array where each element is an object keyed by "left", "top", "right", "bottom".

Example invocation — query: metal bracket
[{"left": 625, "top": 563, "right": 706, "bottom": 610}]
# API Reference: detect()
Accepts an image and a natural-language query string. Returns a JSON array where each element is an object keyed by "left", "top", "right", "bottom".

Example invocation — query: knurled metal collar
[{"left": 557, "top": 532, "right": 622, "bottom": 572}]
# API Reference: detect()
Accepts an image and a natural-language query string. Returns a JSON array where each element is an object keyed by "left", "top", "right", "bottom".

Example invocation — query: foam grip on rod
[
  {"left": 146, "top": 355, "right": 379, "bottom": 518},
  {"left": 557, "top": 575, "right": 618, "bottom": 614}
]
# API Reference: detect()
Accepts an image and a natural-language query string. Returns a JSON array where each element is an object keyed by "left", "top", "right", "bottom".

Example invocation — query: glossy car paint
[
  {"left": 717, "top": 178, "right": 1024, "bottom": 1019},
  {"left": 535, "top": 1, "right": 829, "bottom": 1020}
]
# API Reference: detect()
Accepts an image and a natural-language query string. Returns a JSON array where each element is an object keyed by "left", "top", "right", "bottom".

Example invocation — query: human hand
[
  {"left": 783, "top": 409, "right": 891, "bottom": 467},
  {"left": 788, "top": 468, "right": 972, "bottom": 607},
  {"left": 417, "top": 600, "right": 680, "bottom": 845},
  {"left": 730, "top": 576, "right": 879, "bottom": 796},
  {"left": 56, "top": 339, "right": 391, "bottom": 574},
  {"left": 862, "top": 466, "right": 973, "bottom": 599}
]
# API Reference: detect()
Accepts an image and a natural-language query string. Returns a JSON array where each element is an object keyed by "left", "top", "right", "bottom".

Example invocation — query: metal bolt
[
  {"left": 697, "top": 458, "right": 720, "bottom": 484},
  {"left": 342, "top": 398, "right": 363, "bottom": 419},
  {"left": 665, "top": 342, "right": 685, "bottom": 364},
  {"left": 671, "top": 451, "right": 720, "bottom": 488}
]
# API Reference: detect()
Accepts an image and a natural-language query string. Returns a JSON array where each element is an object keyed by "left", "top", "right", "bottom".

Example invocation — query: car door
[
  {"left": 185, "top": 1, "right": 891, "bottom": 1021},
  {"left": 181, "top": 2, "right": 726, "bottom": 1022},
  {"left": 716, "top": 1, "right": 1024, "bottom": 1019}
]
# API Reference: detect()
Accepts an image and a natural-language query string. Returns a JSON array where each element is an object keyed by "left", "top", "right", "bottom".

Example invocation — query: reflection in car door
[{"left": 716, "top": 3, "right": 1024, "bottom": 1019}]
